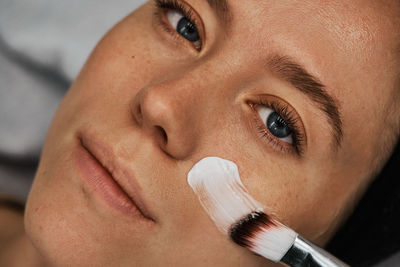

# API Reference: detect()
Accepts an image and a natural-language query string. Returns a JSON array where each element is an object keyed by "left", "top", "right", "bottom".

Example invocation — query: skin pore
[{"left": 1, "top": 0, "right": 399, "bottom": 266}]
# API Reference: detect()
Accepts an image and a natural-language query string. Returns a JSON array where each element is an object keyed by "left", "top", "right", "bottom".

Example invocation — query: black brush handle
[{"left": 280, "top": 235, "right": 349, "bottom": 267}]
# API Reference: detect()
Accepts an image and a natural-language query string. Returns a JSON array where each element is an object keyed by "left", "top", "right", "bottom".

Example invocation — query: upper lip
[{"left": 78, "top": 132, "right": 156, "bottom": 222}]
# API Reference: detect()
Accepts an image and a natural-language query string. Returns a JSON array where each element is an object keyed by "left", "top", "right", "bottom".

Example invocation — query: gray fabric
[
  {"left": 0, "top": 0, "right": 144, "bottom": 80},
  {"left": 0, "top": 0, "right": 145, "bottom": 199}
]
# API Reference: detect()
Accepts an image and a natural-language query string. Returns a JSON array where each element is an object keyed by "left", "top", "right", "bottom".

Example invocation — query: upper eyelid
[{"left": 156, "top": 0, "right": 202, "bottom": 31}]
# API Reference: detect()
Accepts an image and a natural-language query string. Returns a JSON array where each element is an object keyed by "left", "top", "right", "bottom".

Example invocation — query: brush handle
[{"left": 280, "top": 235, "right": 349, "bottom": 267}]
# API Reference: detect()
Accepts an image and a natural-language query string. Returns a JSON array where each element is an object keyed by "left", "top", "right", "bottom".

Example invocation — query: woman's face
[{"left": 25, "top": 0, "right": 399, "bottom": 266}]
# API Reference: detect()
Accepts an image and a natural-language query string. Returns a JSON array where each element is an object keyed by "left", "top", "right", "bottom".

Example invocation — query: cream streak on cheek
[
  {"left": 187, "top": 157, "right": 298, "bottom": 263},
  {"left": 187, "top": 157, "right": 264, "bottom": 233}
]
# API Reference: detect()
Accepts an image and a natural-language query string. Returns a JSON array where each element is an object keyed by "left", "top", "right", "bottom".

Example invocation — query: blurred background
[{"left": 0, "top": 0, "right": 145, "bottom": 200}]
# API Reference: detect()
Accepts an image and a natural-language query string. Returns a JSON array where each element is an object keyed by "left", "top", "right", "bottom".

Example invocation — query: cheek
[{"left": 230, "top": 154, "right": 347, "bottom": 245}]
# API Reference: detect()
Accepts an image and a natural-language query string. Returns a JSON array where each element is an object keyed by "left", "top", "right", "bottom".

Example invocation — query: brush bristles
[
  {"left": 229, "top": 211, "right": 297, "bottom": 263},
  {"left": 229, "top": 211, "right": 276, "bottom": 247}
]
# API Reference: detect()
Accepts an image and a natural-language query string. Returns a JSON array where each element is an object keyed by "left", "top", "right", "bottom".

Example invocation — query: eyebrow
[
  {"left": 206, "top": 0, "right": 231, "bottom": 26},
  {"left": 266, "top": 55, "right": 343, "bottom": 149}
]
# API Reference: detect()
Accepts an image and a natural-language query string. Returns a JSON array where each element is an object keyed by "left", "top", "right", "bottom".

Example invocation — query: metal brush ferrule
[{"left": 280, "top": 235, "right": 349, "bottom": 267}]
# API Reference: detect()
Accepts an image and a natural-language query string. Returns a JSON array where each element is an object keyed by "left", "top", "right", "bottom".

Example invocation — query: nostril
[
  {"left": 137, "top": 105, "right": 142, "bottom": 119},
  {"left": 133, "top": 104, "right": 143, "bottom": 125},
  {"left": 155, "top": 126, "right": 168, "bottom": 144}
]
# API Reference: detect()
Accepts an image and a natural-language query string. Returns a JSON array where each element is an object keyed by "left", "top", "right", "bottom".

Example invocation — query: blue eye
[
  {"left": 167, "top": 10, "right": 200, "bottom": 43},
  {"left": 257, "top": 106, "right": 293, "bottom": 144}
]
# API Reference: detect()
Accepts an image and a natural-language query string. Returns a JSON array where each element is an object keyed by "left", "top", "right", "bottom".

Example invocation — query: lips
[{"left": 74, "top": 133, "right": 155, "bottom": 223}]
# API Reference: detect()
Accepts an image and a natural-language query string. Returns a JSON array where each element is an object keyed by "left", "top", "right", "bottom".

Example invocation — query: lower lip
[{"left": 74, "top": 140, "right": 148, "bottom": 221}]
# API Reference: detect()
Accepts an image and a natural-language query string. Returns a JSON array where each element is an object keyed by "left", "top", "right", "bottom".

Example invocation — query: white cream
[
  {"left": 187, "top": 157, "right": 297, "bottom": 262},
  {"left": 187, "top": 157, "right": 264, "bottom": 233}
]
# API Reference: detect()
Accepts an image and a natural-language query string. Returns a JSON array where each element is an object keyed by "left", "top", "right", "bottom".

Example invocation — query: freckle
[{"left": 131, "top": 55, "right": 136, "bottom": 59}]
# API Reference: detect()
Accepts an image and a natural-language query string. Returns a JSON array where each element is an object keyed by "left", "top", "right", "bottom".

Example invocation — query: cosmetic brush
[{"left": 187, "top": 157, "right": 349, "bottom": 267}]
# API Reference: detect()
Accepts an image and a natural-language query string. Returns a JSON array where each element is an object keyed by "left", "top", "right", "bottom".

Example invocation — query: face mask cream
[
  {"left": 187, "top": 157, "right": 349, "bottom": 267},
  {"left": 187, "top": 156, "right": 264, "bottom": 233}
]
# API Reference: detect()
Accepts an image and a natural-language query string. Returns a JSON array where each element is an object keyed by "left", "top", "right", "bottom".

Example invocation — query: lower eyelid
[{"left": 255, "top": 116, "right": 295, "bottom": 153}]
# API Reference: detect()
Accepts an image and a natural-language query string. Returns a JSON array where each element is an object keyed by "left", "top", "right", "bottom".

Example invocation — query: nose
[{"left": 130, "top": 78, "right": 199, "bottom": 159}]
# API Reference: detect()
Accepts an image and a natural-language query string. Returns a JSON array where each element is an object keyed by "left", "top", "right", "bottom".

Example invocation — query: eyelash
[
  {"left": 153, "top": 0, "right": 202, "bottom": 50},
  {"left": 250, "top": 98, "right": 305, "bottom": 156}
]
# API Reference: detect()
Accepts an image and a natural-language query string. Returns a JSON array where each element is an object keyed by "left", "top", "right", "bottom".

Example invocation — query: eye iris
[
  {"left": 266, "top": 112, "right": 291, "bottom": 138},
  {"left": 177, "top": 17, "right": 200, "bottom": 42}
]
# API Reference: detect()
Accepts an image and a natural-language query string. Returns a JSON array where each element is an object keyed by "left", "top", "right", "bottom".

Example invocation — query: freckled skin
[{"left": 15, "top": 0, "right": 400, "bottom": 266}]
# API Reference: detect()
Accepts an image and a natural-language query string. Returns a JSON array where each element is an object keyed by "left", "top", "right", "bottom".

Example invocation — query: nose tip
[
  {"left": 131, "top": 93, "right": 168, "bottom": 147},
  {"left": 130, "top": 84, "right": 196, "bottom": 159}
]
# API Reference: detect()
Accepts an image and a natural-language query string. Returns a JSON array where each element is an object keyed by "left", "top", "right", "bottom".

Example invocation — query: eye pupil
[
  {"left": 266, "top": 112, "right": 291, "bottom": 138},
  {"left": 177, "top": 17, "right": 200, "bottom": 42}
]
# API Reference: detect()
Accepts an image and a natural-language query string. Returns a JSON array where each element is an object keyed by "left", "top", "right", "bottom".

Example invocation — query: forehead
[
  {"left": 230, "top": 0, "right": 399, "bottom": 62},
  {"left": 228, "top": 0, "right": 399, "bottom": 100}
]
